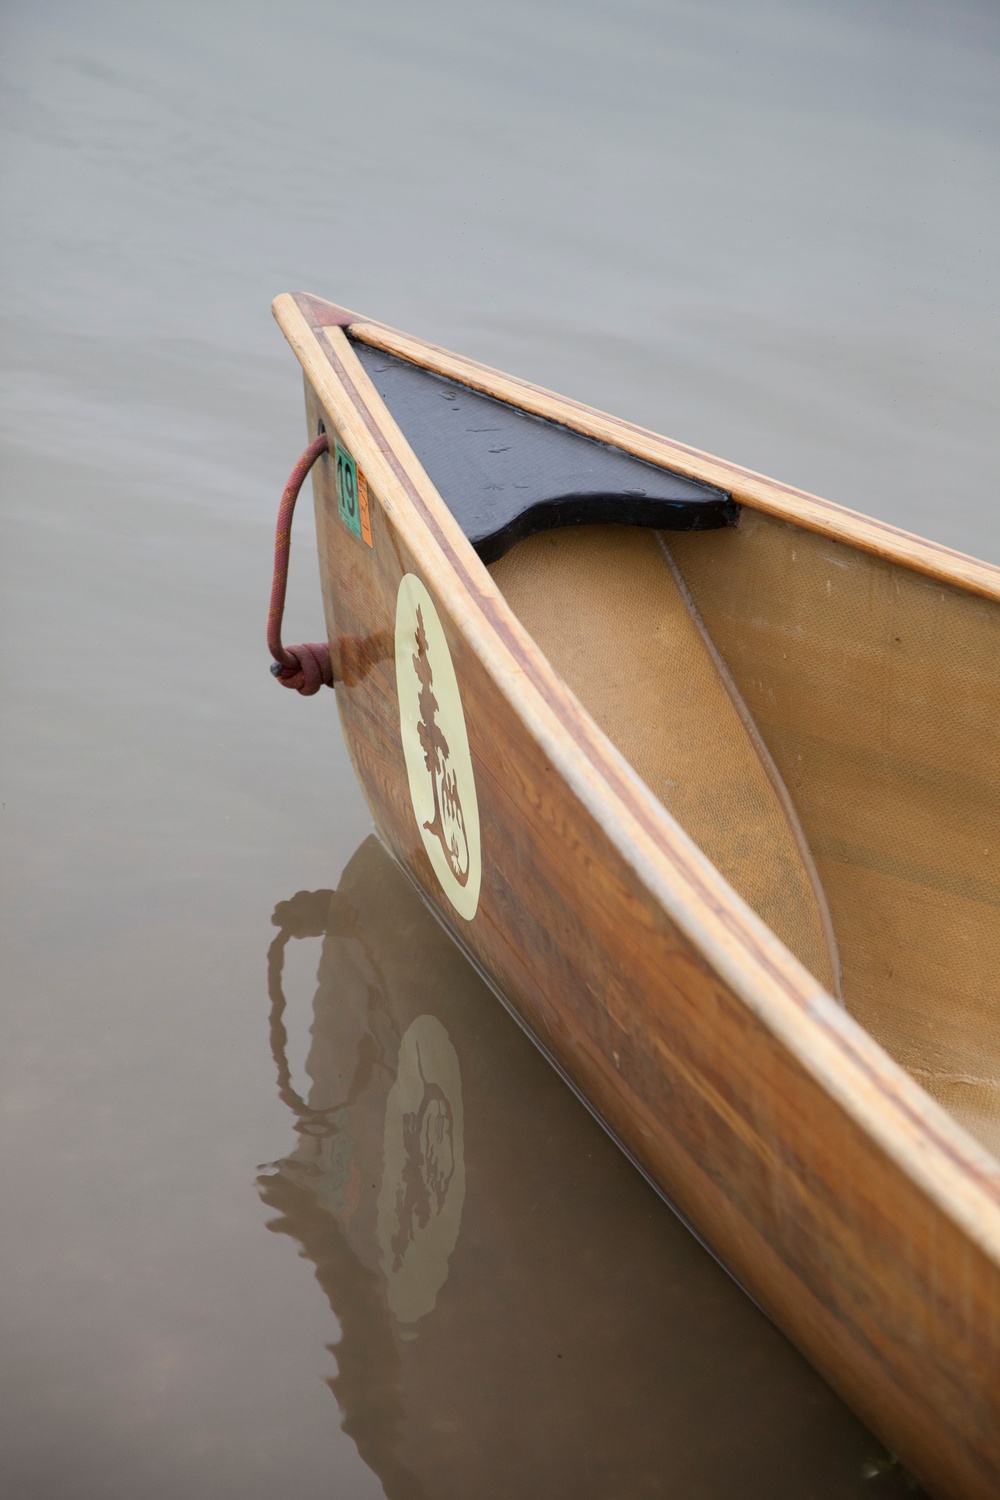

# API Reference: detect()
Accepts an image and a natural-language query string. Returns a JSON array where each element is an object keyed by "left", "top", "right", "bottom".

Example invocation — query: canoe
[{"left": 270, "top": 291, "right": 1000, "bottom": 1500}]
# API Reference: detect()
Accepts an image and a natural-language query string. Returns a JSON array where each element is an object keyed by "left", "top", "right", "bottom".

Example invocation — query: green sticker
[{"left": 335, "top": 439, "right": 361, "bottom": 539}]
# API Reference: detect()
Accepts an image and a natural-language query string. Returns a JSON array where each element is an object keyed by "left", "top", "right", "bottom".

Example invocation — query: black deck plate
[{"left": 350, "top": 340, "right": 736, "bottom": 562}]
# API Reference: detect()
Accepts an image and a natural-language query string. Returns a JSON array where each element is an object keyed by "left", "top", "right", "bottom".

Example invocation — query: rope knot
[{"left": 270, "top": 641, "right": 334, "bottom": 696}]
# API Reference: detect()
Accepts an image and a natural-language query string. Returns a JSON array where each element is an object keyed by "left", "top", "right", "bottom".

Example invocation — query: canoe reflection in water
[{"left": 257, "top": 837, "right": 921, "bottom": 1500}]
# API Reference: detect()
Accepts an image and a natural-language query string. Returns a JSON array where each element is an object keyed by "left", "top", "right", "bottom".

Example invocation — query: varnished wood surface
[
  {"left": 666, "top": 515, "right": 1000, "bottom": 1158},
  {"left": 489, "top": 525, "right": 842, "bottom": 996},
  {"left": 273, "top": 290, "right": 1000, "bottom": 1500}
]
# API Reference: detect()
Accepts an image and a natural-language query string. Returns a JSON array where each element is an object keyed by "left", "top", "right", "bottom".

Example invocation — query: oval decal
[{"left": 395, "top": 573, "right": 481, "bottom": 920}]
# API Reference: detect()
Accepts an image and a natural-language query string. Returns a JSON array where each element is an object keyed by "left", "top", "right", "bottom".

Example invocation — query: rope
[{"left": 268, "top": 432, "right": 334, "bottom": 695}]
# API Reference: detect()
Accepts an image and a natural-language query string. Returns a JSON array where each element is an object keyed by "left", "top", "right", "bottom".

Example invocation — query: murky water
[{"left": 2, "top": 1, "right": 997, "bottom": 1495}]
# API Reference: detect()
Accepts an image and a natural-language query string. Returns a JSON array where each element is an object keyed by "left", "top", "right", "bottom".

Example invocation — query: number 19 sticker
[{"left": 335, "top": 438, "right": 372, "bottom": 547}]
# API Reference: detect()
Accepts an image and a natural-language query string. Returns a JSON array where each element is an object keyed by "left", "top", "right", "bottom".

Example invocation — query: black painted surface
[{"left": 349, "top": 339, "right": 736, "bottom": 562}]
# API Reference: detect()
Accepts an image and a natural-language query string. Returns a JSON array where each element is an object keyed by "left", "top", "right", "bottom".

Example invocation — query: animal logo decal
[
  {"left": 396, "top": 574, "right": 481, "bottom": 920},
  {"left": 413, "top": 603, "right": 470, "bottom": 887}
]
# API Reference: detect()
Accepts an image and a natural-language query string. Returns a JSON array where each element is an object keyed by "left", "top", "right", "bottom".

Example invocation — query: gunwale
[{"left": 273, "top": 290, "right": 1000, "bottom": 1266}]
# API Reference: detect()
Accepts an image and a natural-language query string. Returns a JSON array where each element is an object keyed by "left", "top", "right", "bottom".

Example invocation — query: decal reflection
[
  {"left": 378, "top": 1013, "right": 464, "bottom": 1326},
  {"left": 258, "top": 838, "right": 918, "bottom": 1500}
]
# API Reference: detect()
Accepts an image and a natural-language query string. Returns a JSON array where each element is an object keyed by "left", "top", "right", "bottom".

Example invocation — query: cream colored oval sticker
[{"left": 395, "top": 574, "right": 481, "bottom": 920}]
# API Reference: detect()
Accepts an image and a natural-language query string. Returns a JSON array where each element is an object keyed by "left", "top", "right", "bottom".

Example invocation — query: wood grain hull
[{"left": 274, "top": 292, "right": 1000, "bottom": 1500}]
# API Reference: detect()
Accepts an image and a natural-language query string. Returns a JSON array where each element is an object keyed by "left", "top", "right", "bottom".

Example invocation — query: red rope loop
[{"left": 268, "top": 433, "right": 334, "bottom": 695}]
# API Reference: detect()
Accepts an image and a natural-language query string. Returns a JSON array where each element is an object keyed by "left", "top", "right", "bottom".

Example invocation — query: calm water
[{"left": 2, "top": 1, "right": 998, "bottom": 1495}]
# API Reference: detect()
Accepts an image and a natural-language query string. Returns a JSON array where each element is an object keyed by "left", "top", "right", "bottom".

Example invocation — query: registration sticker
[{"left": 335, "top": 439, "right": 373, "bottom": 546}]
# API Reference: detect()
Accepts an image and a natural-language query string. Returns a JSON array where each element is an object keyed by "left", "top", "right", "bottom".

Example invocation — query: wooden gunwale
[{"left": 273, "top": 290, "right": 1000, "bottom": 1261}]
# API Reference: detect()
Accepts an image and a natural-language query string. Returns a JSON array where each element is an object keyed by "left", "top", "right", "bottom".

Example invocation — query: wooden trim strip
[{"left": 272, "top": 292, "right": 1000, "bottom": 1263}]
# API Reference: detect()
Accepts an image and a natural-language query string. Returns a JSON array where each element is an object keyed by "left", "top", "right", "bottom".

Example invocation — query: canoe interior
[
  {"left": 489, "top": 514, "right": 1000, "bottom": 1158},
  {"left": 488, "top": 526, "right": 842, "bottom": 998},
  {"left": 348, "top": 337, "right": 736, "bottom": 561}
]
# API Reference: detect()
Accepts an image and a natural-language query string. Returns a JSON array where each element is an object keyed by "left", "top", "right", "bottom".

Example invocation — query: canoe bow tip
[{"left": 275, "top": 291, "right": 367, "bottom": 330}]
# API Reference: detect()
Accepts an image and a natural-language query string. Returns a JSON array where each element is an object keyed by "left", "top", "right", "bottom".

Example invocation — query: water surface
[{"left": 2, "top": 1, "right": 998, "bottom": 1495}]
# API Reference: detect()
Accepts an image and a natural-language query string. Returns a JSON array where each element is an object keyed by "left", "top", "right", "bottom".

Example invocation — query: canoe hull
[{"left": 278, "top": 295, "right": 1000, "bottom": 1500}]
